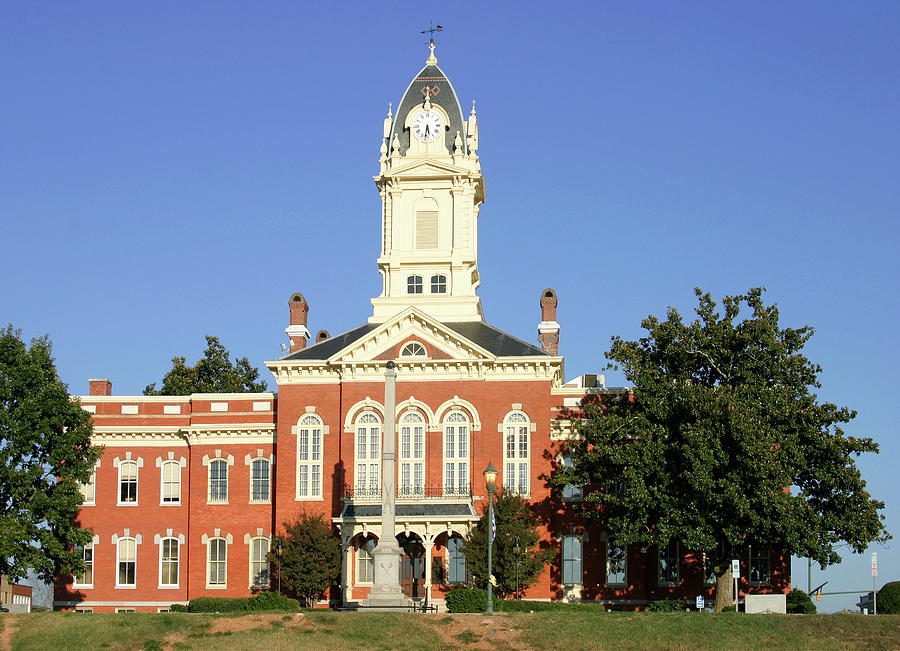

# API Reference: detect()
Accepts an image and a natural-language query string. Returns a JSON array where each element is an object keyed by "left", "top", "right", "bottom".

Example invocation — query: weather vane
[{"left": 421, "top": 22, "right": 443, "bottom": 46}]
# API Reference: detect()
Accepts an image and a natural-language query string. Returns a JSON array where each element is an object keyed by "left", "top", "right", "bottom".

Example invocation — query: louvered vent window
[{"left": 415, "top": 211, "right": 439, "bottom": 249}]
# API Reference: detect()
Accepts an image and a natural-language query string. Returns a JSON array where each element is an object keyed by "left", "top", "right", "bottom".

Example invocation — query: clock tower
[{"left": 370, "top": 43, "right": 486, "bottom": 324}]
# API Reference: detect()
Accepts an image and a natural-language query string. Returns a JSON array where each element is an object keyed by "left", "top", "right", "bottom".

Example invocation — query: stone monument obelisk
[{"left": 365, "top": 360, "right": 406, "bottom": 606}]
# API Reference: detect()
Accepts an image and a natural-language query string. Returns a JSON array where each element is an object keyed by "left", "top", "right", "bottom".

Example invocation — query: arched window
[
  {"left": 297, "top": 415, "right": 323, "bottom": 499},
  {"left": 415, "top": 198, "right": 439, "bottom": 250},
  {"left": 443, "top": 411, "right": 469, "bottom": 496},
  {"left": 356, "top": 535, "right": 377, "bottom": 584},
  {"left": 161, "top": 460, "right": 180, "bottom": 504},
  {"left": 399, "top": 412, "right": 425, "bottom": 496},
  {"left": 503, "top": 412, "right": 530, "bottom": 495},
  {"left": 446, "top": 536, "right": 467, "bottom": 585},
  {"left": 207, "top": 538, "right": 227, "bottom": 586},
  {"left": 159, "top": 537, "right": 179, "bottom": 587},
  {"left": 430, "top": 274, "right": 447, "bottom": 293},
  {"left": 251, "top": 459, "right": 270, "bottom": 502},
  {"left": 117, "top": 537, "right": 137, "bottom": 587},
  {"left": 355, "top": 413, "right": 381, "bottom": 497},
  {"left": 208, "top": 459, "right": 228, "bottom": 503},
  {"left": 118, "top": 460, "right": 138, "bottom": 504},
  {"left": 250, "top": 537, "right": 270, "bottom": 588},
  {"left": 407, "top": 275, "right": 423, "bottom": 294},
  {"left": 400, "top": 341, "right": 426, "bottom": 358}
]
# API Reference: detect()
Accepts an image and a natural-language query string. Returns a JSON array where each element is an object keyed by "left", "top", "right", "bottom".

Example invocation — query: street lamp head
[
  {"left": 513, "top": 536, "right": 521, "bottom": 555},
  {"left": 275, "top": 538, "right": 284, "bottom": 557},
  {"left": 483, "top": 462, "right": 497, "bottom": 494}
]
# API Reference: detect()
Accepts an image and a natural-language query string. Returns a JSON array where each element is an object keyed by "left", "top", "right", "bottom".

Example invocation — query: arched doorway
[{"left": 397, "top": 532, "right": 425, "bottom": 598}]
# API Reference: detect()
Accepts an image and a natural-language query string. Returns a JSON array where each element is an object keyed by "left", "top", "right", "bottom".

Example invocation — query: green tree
[
  {"left": 463, "top": 489, "right": 553, "bottom": 598},
  {"left": 271, "top": 513, "right": 341, "bottom": 607},
  {"left": 144, "top": 335, "right": 267, "bottom": 395},
  {"left": 877, "top": 581, "right": 900, "bottom": 614},
  {"left": 552, "top": 288, "right": 889, "bottom": 612},
  {"left": 0, "top": 326, "right": 101, "bottom": 583},
  {"left": 785, "top": 588, "right": 817, "bottom": 614}
]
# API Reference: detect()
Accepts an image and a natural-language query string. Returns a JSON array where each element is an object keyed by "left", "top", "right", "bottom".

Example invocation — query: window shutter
[{"left": 415, "top": 211, "right": 439, "bottom": 249}]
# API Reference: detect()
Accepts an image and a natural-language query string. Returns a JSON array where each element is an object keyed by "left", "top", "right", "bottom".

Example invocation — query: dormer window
[
  {"left": 400, "top": 342, "right": 427, "bottom": 358},
  {"left": 407, "top": 275, "right": 423, "bottom": 294},
  {"left": 431, "top": 274, "right": 447, "bottom": 293}
]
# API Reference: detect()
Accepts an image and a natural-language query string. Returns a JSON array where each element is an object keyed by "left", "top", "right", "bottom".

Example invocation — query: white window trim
[
  {"left": 561, "top": 534, "right": 584, "bottom": 586},
  {"left": 560, "top": 452, "right": 583, "bottom": 502},
  {"left": 442, "top": 412, "right": 470, "bottom": 496},
  {"left": 80, "top": 461, "right": 99, "bottom": 506},
  {"left": 116, "top": 459, "right": 141, "bottom": 507},
  {"left": 115, "top": 537, "right": 138, "bottom": 589},
  {"left": 158, "top": 537, "right": 180, "bottom": 589},
  {"left": 206, "top": 537, "right": 228, "bottom": 589},
  {"left": 159, "top": 459, "right": 182, "bottom": 506},
  {"left": 248, "top": 536, "right": 271, "bottom": 589},
  {"left": 606, "top": 541, "right": 627, "bottom": 586},
  {"left": 207, "top": 458, "right": 230, "bottom": 505},
  {"left": 248, "top": 457, "right": 272, "bottom": 504},
  {"left": 355, "top": 536, "right": 376, "bottom": 585},
  {"left": 354, "top": 413, "right": 381, "bottom": 498},
  {"left": 296, "top": 415, "right": 324, "bottom": 501},
  {"left": 72, "top": 537, "right": 98, "bottom": 589},
  {"left": 657, "top": 540, "right": 680, "bottom": 587},
  {"left": 503, "top": 411, "right": 531, "bottom": 497},
  {"left": 115, "top": 608, "right": 136, "bottom": 613},
  {"left": 399, "top": 412, "right": 426, "bottom": 496}
]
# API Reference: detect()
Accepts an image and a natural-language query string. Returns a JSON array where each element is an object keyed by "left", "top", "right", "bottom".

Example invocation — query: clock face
[{"left": 412, "top": 110, "right": 444, "bottom": 143}]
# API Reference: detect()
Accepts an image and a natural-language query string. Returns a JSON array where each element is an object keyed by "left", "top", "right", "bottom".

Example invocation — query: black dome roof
[{"left": 390, "top": 61, "right": 467, "bottom": 156}]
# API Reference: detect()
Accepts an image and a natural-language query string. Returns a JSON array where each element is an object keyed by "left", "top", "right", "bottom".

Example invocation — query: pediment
[
  {"left": 327, "top": 308, "right": 494, "bottom": 365},
  {"left": 383, "top": 158, "right": 474, "bottom": 179}
]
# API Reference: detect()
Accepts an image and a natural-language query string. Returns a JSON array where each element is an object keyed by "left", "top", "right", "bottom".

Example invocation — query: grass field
[{"left": 2, "top": 610, "right": 899, "bottom": 650}]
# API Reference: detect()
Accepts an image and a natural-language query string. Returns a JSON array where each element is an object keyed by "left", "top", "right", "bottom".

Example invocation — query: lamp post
[
  {"left": 275, "top": 538, "right": 284, "bottom": 595},
  {"left": 513, "top": 536, "right": 521, "bottom": 600},
  {"left": 483, "top": 462, "right": 497, "bottom": 614}
]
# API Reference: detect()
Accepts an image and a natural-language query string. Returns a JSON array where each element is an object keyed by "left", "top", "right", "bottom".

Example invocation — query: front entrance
[{"left": 397, "top": 533, "right": 425, "bottom": 598}]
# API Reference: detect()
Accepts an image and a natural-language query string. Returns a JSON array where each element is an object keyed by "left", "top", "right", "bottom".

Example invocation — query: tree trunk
[{"left": 714, "top": 568, "right": 733, "bottom": 613}]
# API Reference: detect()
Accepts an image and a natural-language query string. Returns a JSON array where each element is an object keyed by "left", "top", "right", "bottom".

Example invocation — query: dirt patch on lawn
[
  {"left": 425, "top": 613, "right": 526, "bottom": 650},
  {"left": 162, "top": 613, "right": 311, "bottom": 650},
  {"left": 0, "top": 615, "right": 20, "bottom": 651}
]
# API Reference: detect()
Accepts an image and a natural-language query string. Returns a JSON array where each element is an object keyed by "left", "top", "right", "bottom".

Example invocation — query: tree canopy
[
  {"left": 552, "top": 288, "right": 889, "bottom": 608},
  {"left": 271, "top": 513, "right": 341, "bottom": 607},
  {"left": 463, "top": 489, "right": 553, "bottom": 598},
  {"left": 144, "top": 335, "right": 267, "bottom": 395},
  {"left": 0, "top": 325, "right": 101, "bottom": 583}
]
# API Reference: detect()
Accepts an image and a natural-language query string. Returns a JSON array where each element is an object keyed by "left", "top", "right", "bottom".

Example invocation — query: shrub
[
  {"left": 501, "top": 600, "right": 605, "bottom": 613},
  {"left": 186, "top": 593, "right": 299, "bottom": 613},
  {"left": 646, "top": 600, "right": 677, "bottom": 612},
  {"left": 877, "top": 581, "right": 900, "bottom": 614},
  {"left": 246, "top": 591, "right": 300, "bottom": 612},
  {"left": 169, "top": 604, "right": 188, "bottom": 613},
  {"left": 786, "top": 588, "right": 816, "bottom": 614},
  {"left": 446, "top": 587, "right": 490, "bottom": 613},
  {"left": 188, "top": 597, "right": 247, "bottom": 613}
]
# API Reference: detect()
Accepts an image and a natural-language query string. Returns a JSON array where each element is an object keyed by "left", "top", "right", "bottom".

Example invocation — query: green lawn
[{"left": 3, "top": 610, "right": 899, "bottom": 650}]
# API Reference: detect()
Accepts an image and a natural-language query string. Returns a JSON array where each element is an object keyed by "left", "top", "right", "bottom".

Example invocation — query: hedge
[
  {"left": 185, "top": 592, "right": 300, "bottom": 613},
  {"left": 445, "top": 587, "right": 607, "bottom": 613}
]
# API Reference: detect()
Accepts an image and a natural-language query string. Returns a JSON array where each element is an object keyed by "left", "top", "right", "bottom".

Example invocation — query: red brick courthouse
[{"left": 54, "top": 46, "right": 789, "bottom": 613}]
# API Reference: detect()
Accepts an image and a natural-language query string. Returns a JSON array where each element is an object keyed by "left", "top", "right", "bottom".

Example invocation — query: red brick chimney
[
  {"left": 88, "top": 378, "right": 112, "bottom": 396},
  {"left": 286, "top": 293, "right": 311, "bottom": 353},
  {"left": 538, "top": 288, "right": 560, "bottom": 355}
]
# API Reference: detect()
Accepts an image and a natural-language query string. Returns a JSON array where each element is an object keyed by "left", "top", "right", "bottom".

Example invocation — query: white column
[
  {"left": 423, "top": 537, "right": 435, "bottom": 602},
  {"left": 342, "top": 532, "right": 354, "bottom": 603}
]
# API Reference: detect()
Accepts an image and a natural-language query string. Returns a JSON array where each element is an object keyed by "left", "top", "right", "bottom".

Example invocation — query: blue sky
[{"left": 2, "top": 1, "right": 897, "bottom": 611}]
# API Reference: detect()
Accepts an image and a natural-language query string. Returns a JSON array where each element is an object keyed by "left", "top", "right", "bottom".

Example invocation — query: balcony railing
[{"left": 343, "top": 483, "right": 472, "bottom": 502}]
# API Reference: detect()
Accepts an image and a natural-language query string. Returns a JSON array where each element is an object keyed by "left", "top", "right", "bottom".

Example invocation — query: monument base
[{"left": 363, "top": 541, "right": 408, "bottom": 607}]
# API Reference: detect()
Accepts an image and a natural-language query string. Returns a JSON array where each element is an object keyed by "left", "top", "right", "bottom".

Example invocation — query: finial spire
[{"left": 421, "top": 22, "right": 442, "bottom": 65}]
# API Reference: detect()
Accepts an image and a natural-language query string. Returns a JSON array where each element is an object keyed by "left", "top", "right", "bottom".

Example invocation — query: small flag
[
  {"left": 491, "top": 509, "right": 496, "bottom": 542},
  {"left": 490, "top": 574, "right": 498, "bottom": 587}
]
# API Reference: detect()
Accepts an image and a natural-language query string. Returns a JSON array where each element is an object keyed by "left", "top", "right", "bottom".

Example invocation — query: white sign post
[
  {"left": 872, "top": 552, "right": 878, "bottom": 615},
  {"left": 696, "top": 595, "right": 705, "bottom": 611},
  {"left": 732, "top": 559, "right": 740, "bottom": 612}
]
